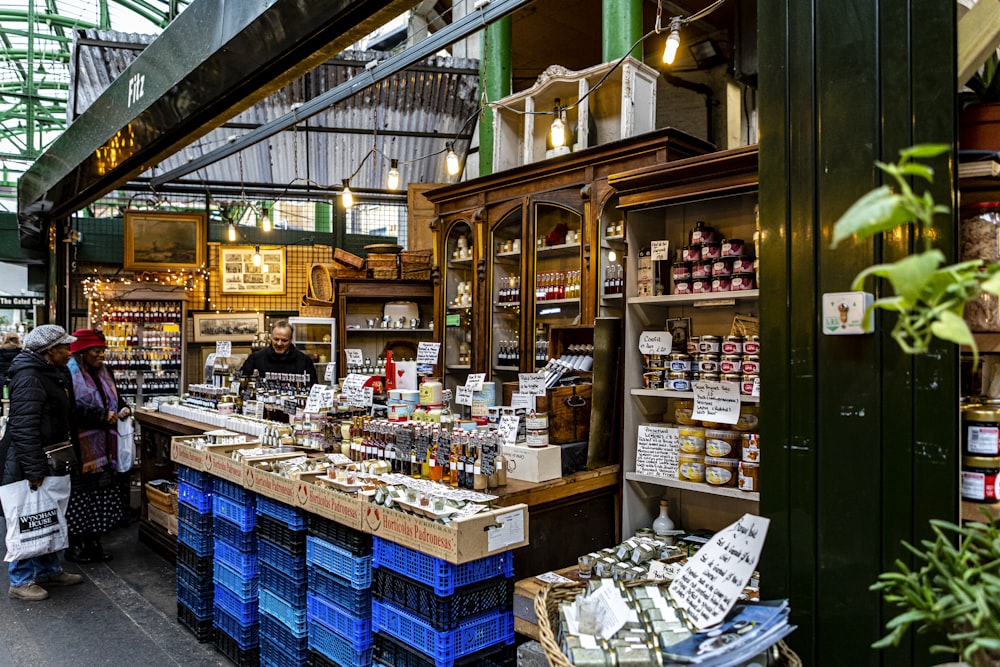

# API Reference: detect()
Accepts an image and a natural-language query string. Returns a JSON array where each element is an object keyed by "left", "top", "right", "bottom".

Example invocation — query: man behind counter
[{"left": 240, "top": 320, "right": 318, "bottom": 384}]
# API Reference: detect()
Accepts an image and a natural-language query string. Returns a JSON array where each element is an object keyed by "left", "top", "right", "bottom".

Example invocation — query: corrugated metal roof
[{"left": 70, "top": 30, "right": 479, "bottom": 199}]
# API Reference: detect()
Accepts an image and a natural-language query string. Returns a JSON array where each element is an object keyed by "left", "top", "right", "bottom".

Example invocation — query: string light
[
  {"left": 550, "top": 98, "right": 567, "bottom": 148},
  {"left": 261, "top": 206, "right": 272, "bottom": 232},
  {"left": 445, "top": 143, "right": 460, "bottom": 176},
  {"left": 608, "top": 249, "right": 617, "bottom": 262},
  {"left": 341, "top": 179, "right": 354, "bottom": 208},
  {"left": 386, "top": 159, "right": 400, "bottom": 190}
]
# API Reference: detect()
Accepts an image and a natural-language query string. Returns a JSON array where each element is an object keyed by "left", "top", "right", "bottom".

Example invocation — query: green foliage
[
  {"left": 870, "top": 516, "right": 1000, "bottom": 665},
  {"left": 831, "top": 144, "right": 1000, "bottom": 364},
  {"left": 962, "top": 52, "right": 1000, "bottom": 107}
]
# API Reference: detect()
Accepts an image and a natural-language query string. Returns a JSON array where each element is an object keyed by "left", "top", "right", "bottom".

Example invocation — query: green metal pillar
[
  {"left": 315, "top": 201, "right": 332, "bottom": 233},
  {"left": 602, "top": 0, "right": 642, "bottom": 61},
  {"left": 479, "top": 17, "right": 512, "bottom": 177}
]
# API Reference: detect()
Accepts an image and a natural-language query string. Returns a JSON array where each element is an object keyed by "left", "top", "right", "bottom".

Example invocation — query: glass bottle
[
  {"left": 495, "top": 449, "right": 507, "bottom": 487},
  {"left": 384, "top": 350, "right": 397, "bottom": 391},
  {"left": 428, "top": 429, "right": 442, "bottom": 482},
  {"left": 448, "top": 433, "right": 461, "bottom": 487},
  {"left": 652, "top": 499, "right": 676, "bottom": 543},
  {"left": 473, "top": 443, "right": 486, "bottom": 490}
]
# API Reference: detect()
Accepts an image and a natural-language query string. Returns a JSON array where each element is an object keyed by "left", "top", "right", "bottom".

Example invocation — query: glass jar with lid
[{"left": 961, "top": 202, "right": 1000, "bottom": 331}]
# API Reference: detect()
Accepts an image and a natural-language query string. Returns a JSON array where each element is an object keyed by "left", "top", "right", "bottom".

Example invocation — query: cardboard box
[
  {"left": 362, "top": 502, "right": 529, "bottom": 565},
  {"left": 201, "top": 442, "right": 264, "bottom": 484},
  {"left": 147, "top": 503, "right": 178, "bottom": 535},
  {"left": 503, "top": 444, "right": 562, "bottom": 483},
  {"left": 145, "top": 481, "right": 177, "bottom": 514},
  {"left": 170, "top": 436, "right": 208, "bottom": 470},
  {"left": 296, "top": 473, "right": 365, "bottom": 531}
]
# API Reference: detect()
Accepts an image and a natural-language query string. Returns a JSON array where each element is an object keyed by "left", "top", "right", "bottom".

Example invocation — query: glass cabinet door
[
  {"left": 599, "top": 193, "right": 625, "bottom": 318},
  {"left": 443, "top": 220, "right": 474, "bottom": 395},
  {"left": 289, "top": 317, "right": 337, "bottom": 382},
  {"left": 490, "top": 208, "right": 524, "bottom": 380},
  {"left": 532, "top": 201, "right": 583, "bottom": 369}
]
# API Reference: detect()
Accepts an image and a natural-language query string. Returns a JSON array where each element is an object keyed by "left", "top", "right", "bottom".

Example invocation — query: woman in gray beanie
[{"left": 0, "top": 325, "right": 85, "bottom": 601}]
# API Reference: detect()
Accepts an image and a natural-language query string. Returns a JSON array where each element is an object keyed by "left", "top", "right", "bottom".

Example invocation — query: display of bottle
[
  {"left": 428, "top": 430, "right": 442, "bottom": 482},
  {"left": 495, "top": 450, "right": 507, "bottom": 487},
  {"left": 652, "top": 499, "right": 675, "bottom": 540}
]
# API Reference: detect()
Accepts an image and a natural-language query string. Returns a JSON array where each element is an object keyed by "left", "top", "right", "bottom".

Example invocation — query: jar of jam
[
  {"left": 722, "top": 372, "right": 742, "bottom": 384},
  {"left": 668, "top": 353, "right": 691, "bottom": 372},
  {"left": 711, "top": 258, "right": 733, "bottom": 276},
  {"left": 687, "top": 337, "right": 700, "bottom": 355},
  {"left": 743, "top": 336, "right": 760, "bottom": 355},
  {"left": 666, "top": 372, "right": 691, "bottom": 391},
  {"left": 741, "top": 374, "right": 759, "bottom": 395},
  {"left": 711, "top": 276, "right": 732, "bottom": 292},
  {"left": 721, "top": 238, "right": 745, "bottom": 257},
  {"left": 962, "top": 456, "right": 1000, "bottom": 503},
  {"left": 731, "top": 273, "right": 757, "bottom": 291},
  {"left": 701, "top": 242, "right": 722, "bottom": 260},
  {"left": 962, "top": 400, "right": 1000, "bottom": 456},
  {"left": 672, "top": 262, "right": 692, "bottom": 280},
  {"left": 682, "top": 245, "right": 702, "bottom": 262},
  {"left": 722, "top": 336, "right": 744, "bottom": 355},
  {"left": 696, "top": 355, "right": 719, "bottom": 373},
  {"left": 720, "top": 355, "right": 742, "bottom": 374},
  {"left": 739, "top": 461, "right": 759, "bottom": 492},
  {"left": 742, "top": 355, "right": 760, "bottom": 374},
  {"left": 698, "top": 335, "right": 721, "bottom": 354},
  {"left": 692, "top": 260, "right": 713, "bottom": 279},
  {"left": 673, "top": 279, "right": 692, "bottom": 295},
  {"left": 690, "top": 220, "right": 716, "bottom": 245},
  {"left": 692, "top": 278, "right": 712, "bottom": 294}
]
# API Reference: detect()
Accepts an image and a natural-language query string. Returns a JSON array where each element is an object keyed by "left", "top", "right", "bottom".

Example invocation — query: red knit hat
[{"left": 70, "top": 329, "right": 106, "bottom": 354}]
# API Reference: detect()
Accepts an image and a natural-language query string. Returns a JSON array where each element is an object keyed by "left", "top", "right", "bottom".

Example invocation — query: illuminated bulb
[
  {"left": 227, "top": 223, "right": 237, "bottom": 242},
  {"left": 663, "top": 19, "right": 682, "bottom": 64},
  {"left": 608, "top": 249, "right": 617, "bottom": 262},
  {"left": 341, "top": 179, "right": 353, "bottom": 208},
  {"left": 445, "top": 143, "right": 460, "bottom": 176},
  {"left": 261, "top": 208, "right": 272, "bottom": 233},
  {"left": 253, "top": 246, "right": 262, "bottom": 266},
  {"left": 550, "top": 98, "right": 567, "bottom": 148},
  {"left": 387, "top": 159, "right": 400, "bottom": 190}
]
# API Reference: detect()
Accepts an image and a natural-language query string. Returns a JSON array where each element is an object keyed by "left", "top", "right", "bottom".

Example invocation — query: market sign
[{"left": 0, "top": 296, "right": 44, "bottom": 309}]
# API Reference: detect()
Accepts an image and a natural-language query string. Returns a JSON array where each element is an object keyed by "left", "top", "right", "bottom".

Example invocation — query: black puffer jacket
[
  {"left": 0, "top": 349, "right": 76, "bottom": 484},
  {"left": 240, "top": 344, "right": 318, "bottom": 384},
  {"left": 0, "top": 346, "right": 20, "bottom": 388}
]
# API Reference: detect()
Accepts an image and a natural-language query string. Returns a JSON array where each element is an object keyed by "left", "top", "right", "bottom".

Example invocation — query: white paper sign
[
  {"left": 518, "top": 373, "right": 547, "bottom": 397},
  {"left": 692, "top": 381, "right": 741, "bottom": 425},
  {"left": 669, "top": 514, "right": 771, "bottom": 629},
  {"left": 535, "top": 571, "right": 575, "bottom": 584},
  {"left": 635, "top": 425, "right": 679, "bottom": 478},
  {"left": 651, "top": 240, "right": 671, "bottom": 261},
  {"left": 752, "top": 377, "right": 760, "bottom": 397},
  {"left": 345, "top": 349, "right": 364, "bottom": 367},
  {"left": 647, "top": 559, "right": 681, "bottom": 581},
  {"left": 305, "top": 385, "right": 334, "bottom": 414},
  {"left": 343, "top": 374, "right": 373, "bottom": 408},
  {"left": 395, "top": 361, "right": 417, "bottom": 390},
  {"left": 510, "top": 392, "right": 535, "bottom": 410},
  {"left": 486, "top": 509, "right": 525, "bottom": 552},
  {"left": 465, "top": 373, "right": 486, "bottom": 392},
  {"left": 324, "top": 363, "right": 335, "bottom": 382},
  {"left": 590, "top": 581, "right": 632, "bottom": 640},
  {"left": 638, "top": 331, "right": 673, "bottom": 355},
  {"left": 498, "top": 415, "right": 520, "bottom": 446},
  {"left": 215, "top": 341, "right": 232, "bottom": 358},
  {"left": 416, "top": 342, "right": 441, "bottom": 365},
  {"left": 455, "top": 385, "right": 474, "bottom": 406}
]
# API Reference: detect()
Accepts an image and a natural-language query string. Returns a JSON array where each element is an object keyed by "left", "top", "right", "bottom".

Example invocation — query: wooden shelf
[
  {"left": 536, "top": 242, "right": 582, "bottom": 257},
  {"left": 494, "top": 365, "right": 520, "bottom": 372},
  {"left": 970, "top": 333, "right": 1000, "bottom": 354},
  {"left": 345, "top": 328, "right": 434, "bottom": 334},
  {"left": 495, "top": 251, "right": 521, "bottom": 260},
  {"left": 625, "top": 472, "right": 760, "bottom": 501},
  {"left": 447, "top": 305, "right": 471, "bottom": 312},
  {"left": 628, "top": 290, "right": 759, "bottom": 307},
  {"left": 630, "top": 387, "right": 760, "bottom": 404},
  {"left": 448, "top": 258, "right": 473, "bottom": 266}
]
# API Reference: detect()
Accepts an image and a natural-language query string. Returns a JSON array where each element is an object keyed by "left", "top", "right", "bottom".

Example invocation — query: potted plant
[
  {"left": 832, "top": 145, "right": 1000, "bottom": 664},
  {"left": 960, "top": 50, "right": 1000, "bottom": 151}
]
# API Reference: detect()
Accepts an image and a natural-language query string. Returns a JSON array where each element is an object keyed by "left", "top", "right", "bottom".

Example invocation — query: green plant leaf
[
  {"left": 831, "top": 186, "right": 912, "bottom": 248},
  {"left": 898, "top": 163, "right": 935, "bottom": 182},
  {"left": 851, "top": 251, "right": 945, "bottom": 302},
  {"left": 930, "top": 311, "right": 975, "bottom": 348},
  {"left": 899, "top": 144, "right": 950, "bottom": 159}
]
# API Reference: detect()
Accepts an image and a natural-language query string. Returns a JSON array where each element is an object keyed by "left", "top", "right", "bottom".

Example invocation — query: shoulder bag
[{"left": 42, "top": 441, "right": 77, "bottom": 475}]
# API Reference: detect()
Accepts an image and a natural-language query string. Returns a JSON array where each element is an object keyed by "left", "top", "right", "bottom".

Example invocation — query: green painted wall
[
  {"left": 479, "top": 17, "right": 512, "bottom": 176},
  {"left": 601, "top": 0, "right": 642, "bottom": 61}
]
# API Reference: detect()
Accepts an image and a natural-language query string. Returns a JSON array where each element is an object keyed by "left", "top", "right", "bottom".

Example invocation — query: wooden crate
[
  {"left": 502, "top": 382, "right": 592, "bottom": 444},
  {"left": 145, "top": 481, "right": 178, "bottom": 514},
  {"left": 334, "top": 247, "right": 365, "bottom": 269}
]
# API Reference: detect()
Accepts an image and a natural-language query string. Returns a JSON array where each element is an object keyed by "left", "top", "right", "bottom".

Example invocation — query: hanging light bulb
[
  {"left": 341, "top": 179, "right": 353, "bottom": 208},
  {"left": 445, "top": 143, "right": 460, "bottom": 176},
  {"left": 261, "top": 206, "right": 272, "bottom": 233},
  {"left": 608, "top": 249, "right": 617, "bottom": 263},
  {"left": 663, "top": 18, "right": 683, "bottom": 64},
  {"left": 387, "top": 159, "right": 400, "bottom": 190},
  {"left": 550, "top": 98, "right": 567, "bottom": 149},
  {"left": 227, "top": 222, "right": 237, "bottom": 242},
  {"left": 253, "top": 246, "right": 262, "bottom": 266}
]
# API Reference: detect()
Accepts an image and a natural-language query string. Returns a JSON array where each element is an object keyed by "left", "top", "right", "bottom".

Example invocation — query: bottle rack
[{"left": 98, "top": 298, "right": 186, "bottom": 402}]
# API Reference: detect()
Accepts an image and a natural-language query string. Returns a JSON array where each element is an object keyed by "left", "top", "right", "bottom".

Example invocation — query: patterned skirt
[{"left": 67, "top": 474, "right": 128, "bottom": 536}]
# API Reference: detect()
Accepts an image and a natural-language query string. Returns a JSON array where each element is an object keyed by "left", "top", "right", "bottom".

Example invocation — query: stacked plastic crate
[
  {"left": 370, "top": 537, "right": 516, "bottom": 667},
  {"left": 305, "top": 514, "right": 374, "bottom": 667},
  {"left": 212, "top": 478, "right": 259, "bottom": 666},
  {"left": 256, "top": 497, "right": 309, "bottom": 666},
  {"left": 175, "top": 465, "right": 214, "bottom": 642}
]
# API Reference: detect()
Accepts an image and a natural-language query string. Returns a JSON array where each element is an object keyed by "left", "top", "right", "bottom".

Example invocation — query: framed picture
[
  {"left": 666, "top": 317, "right": 692, "bottom": 351},
  {"left": 124, "top": 210, "right": 206, "bottom": 271},
  {"left": 220, "top": 246, "right": 286, "bottom": 295},
  {"left": 192, "top": 312, "right": 265, "bottom": 343}
]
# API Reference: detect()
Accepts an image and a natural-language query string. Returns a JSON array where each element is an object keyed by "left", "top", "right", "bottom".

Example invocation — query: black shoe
[
  {"left": 86, "top": 539, "right": 112, "bottom": 562},
  {"left": 64, "top": 544, "right": 95, "bottom": 564}
]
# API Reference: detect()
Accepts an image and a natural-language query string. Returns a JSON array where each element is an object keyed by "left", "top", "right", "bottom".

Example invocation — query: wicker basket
[
  {"left": 309, "top": 264, "right": 334, "bottom": 302},
  {"left": 535, "top": 580, "right": 802, "bottom": 667},
  {"left": 400, "top": 249, "right": 432, "bottom": 264},
  {"left": 300, "top": 294, "right": 333, "bottom": 317},
  {"left": 400, "top": 268, "right": 432, "bottom": 281},
  {"left": 370, "top": 267, "right": 399, "bottom": 280},
  {"left": 366, "top": 253, "right": 399, "bottom": 269},
  {"left": 334, "top": 247, "right": 365, "bottom": 269}
]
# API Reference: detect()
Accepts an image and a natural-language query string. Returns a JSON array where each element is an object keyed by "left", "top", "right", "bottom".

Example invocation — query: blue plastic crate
[
  {"left": 214, "top": 627, "right": 260, "bottom": 666},
  {"left": 214, "top": 604, "right": 260, "bottom": 650},
  {"left": 177, "top": 481, "right": 212, "bottom": 513},
  {"left": 214, "top": 477, "right": 255, "bottom": 503},
  {"left": 176, "top": 562, "right": 212, "bottom": 595},
  {"left": 306, "top": 537, "right": 372, "bottom": 589},
  {"left": 372, "top": 567, "right": 513, "bottom": 631},
  {"left": 215, "top": 583, "right": 259, "bottom": 625},
  {"left": 214, "top": 539, "right": 259, "bottom": 578},
  {"left": 260, "top": 539, "right": 306, "bottom": 577},
  {"left": 177, "top": 465, "right": 213, "bottom": 491},
  {"left": 257, "top": 496, "right": 308, "bottom": 530},
  {"left": 308, "top": 514, "right": 371, "bottom": 556},
  {"left": 372, "top": 599, "right": 514, "bottom": 667},
  {"left": 260, "top": 562, "right": 307, "bottom": 606},
  {"left": 259, "top": 588, "right": 307, "bottom": 636},
  {"left": 309, "top": 620, "right": 374, "bottom": 667},
  {"left": 306, "top": 592, "right": 372, "bottom": 649},
  {"left": 373, "top": 537, "right": 514, "bottom": 596},
  {"left": 214, "top": 560, "right": 259, "bottom": 600},
  {"left": 178, "top": 520, "right": 213, "bottom": 556},
  {"left": 372, "top": 633, "right": 517, "bottom": 667},
  {"left": 261, "top": 610, "right": 308, "bottom": 643},
  {"left": 307, "top": 567, "right": 371, "bottom": 617},
  {"left": 213, "top": 494, "right": 257, "bottom": 531},
  {"left": 215, "top": 515, "right": 258, "bottom": 551},
  {"left": 258, "top": 515, "right": 306, "bottom": 556},
  {"left": 178, "top": 501, "right": 213, "bottom": 533},
  {"left": 261, "top": 646, "right": 308, "bottom": 667},
  {"left": 177, "top": 580, "right": 213, "bottom": 618}
]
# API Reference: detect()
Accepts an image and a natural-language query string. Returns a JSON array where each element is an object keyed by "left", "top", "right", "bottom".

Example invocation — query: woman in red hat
[{"left": 65, "top": 329, "right": 131, "bottom": 562}]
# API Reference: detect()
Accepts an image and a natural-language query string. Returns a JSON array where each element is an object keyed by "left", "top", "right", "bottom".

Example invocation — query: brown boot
[{"left": 8, "top": 583, "right": 49, "bottom": 601}]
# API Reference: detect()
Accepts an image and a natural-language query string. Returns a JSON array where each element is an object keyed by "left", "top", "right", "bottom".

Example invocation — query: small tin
[
  {"left": 698, "top": 335, "right": 721, "bottom": 354},
  {"left": 696, "top": 355, "right": 719, "bottom": 373},
  {"left": 721, "top": 238, "right": 745, "bottom": 257},
  {"left": 742, "top": 355, "right": 760, "bottom": 374},
  {"left": 692, "top": 278, "right": 712, "bottom": 294},
  {"left": 682, "top": 245, "right": 702, "bottom": 262},
  {"left": 673, "top": 279, "right": 691, "bottom": 295},
  {"left": 644, "top": 353, "right": 664, "bottom": 368},
  {"left": 672, "top": 262, "right": 692, "bottom": 280},
  {"left": 722, "top": 372, "right": 742, "bottom": 384},
  {"left": 687, "top": 337, "right": 699, "bottom": 355},
  {"left": 667, "top": 353, "right": 691, "bottom": 372},
  {"left": 721, "top": 336, "right": 744, "bottom": 355},
  {"left": 666, "top": 373, "right": 691, "bottom": 391},
  {"left": 731, "top": 273, "right": 757, "bottom": 291},
  {"left": 711, "top": 258, "right": 734, "bottom": 276},
  {"left": 732, "top": 258, "right": 756, "bottom": 273},
  {"left": 701, "top": 242, "right": 722, "bottom": 260},
  {"left": 741, "top": 374, "right": 759, "bottom": 395},
  {"left": 692, "top": 260, "right": 713, "bottom": 279},
  {"left": 743, "top": 336, "right": 761, "bottom": 355},
  {"left": 643, "top": 370, "right": 664, "bottom": 389},
  {"left": 711, "top": 276, "right": 732, "bottom": 292}
]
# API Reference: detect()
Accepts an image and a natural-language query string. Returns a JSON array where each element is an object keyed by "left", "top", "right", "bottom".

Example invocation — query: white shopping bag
[
  {"left": 117, "top": 418, "right": 135, "bottom": 473},
  {"left": 0, "top": 476, "right": 71, "bottom": 561}
]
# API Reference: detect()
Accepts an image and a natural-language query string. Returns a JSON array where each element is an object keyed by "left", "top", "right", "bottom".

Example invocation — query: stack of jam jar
[
  {"left": 672, "top": 400, "right": 760, "bottom": 493},
  {"left": 672, "top": 220, "right": 757, "bottom": 295},
  {"left": 646, "top": 334, "right": 760, "bottom": 395}
]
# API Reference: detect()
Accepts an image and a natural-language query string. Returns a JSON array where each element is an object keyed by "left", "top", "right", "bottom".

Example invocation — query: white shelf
[
  {"left": 448, "top": 258, "right": 473, "bottom": 266},
  {"left": 628, "top": 290, "right": 759, "bottom": 307},
  {"left": 630, "top": 388, "right": 760, "bottom": 403},
  {"left": 602, "top": 293, "right": 623, "bottom": 300},
  {"left": 605, "top": 234, "right": 625, "bottom": 243},
  {"left": 536, "top": 242, "right": 582, "bottom": 257},
  {"left": 625, "top": 472, "right": 760, "bottom": 502}
]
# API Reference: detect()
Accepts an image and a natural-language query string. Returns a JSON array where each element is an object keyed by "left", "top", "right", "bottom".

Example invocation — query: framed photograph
[
  {"left": 219, "top": 246, "right": 286, "bottom": 295},
  {"left": 666, "top": 317, "right": 692, "bottom": 351},
  {"left": 192, "top": 312, "right": 265, "bottom": 343},
  {"left": 124, "top": 210, "right": 206, "bottom": 271}
]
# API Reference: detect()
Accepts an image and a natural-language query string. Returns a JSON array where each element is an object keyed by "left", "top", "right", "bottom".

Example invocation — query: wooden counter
[{"left": 134, "top": 409, "right": 621, "bottom": 574}]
